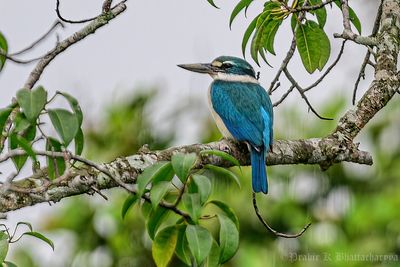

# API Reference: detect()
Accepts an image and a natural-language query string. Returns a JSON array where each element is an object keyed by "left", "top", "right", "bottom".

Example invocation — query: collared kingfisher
[{"left": 178, "top": 56, "right": 273, "bottom": 194}]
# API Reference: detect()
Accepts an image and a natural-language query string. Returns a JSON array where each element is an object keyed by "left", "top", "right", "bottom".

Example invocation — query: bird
[{"left": 178, "top": 56, "right": 273, "bottom": 194}]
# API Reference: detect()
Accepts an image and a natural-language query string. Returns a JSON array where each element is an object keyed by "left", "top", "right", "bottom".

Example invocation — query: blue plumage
[
  {"left": 178, "top": 56, "right": 274, "bottom": 194},
  {"left": 210, "top": 80, "right": 273, "bottom": 194}
]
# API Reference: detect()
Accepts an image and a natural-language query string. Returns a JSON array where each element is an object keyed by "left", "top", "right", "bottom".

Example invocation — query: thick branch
[{"left": 0, "top": 137, "right": 371, "bottom": 213}]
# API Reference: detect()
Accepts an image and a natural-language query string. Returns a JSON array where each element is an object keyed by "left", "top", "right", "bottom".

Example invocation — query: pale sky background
[{"left": 0, "top": 0, "right": 378, "bottom": 265}]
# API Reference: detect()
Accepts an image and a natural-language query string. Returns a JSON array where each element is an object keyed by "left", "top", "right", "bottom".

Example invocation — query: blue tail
[{"left": 250, "top": 147, "right": 268, "bottom": 194}]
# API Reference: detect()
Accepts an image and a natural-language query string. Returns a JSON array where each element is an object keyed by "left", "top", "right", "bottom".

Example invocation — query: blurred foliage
[{"left": 10, "top": 89, "right": 400, "bottom": 267}]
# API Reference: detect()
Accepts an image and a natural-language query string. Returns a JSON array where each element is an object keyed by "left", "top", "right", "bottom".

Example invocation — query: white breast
[{"left": 207, "top": 86, "right": 234, "bottom": 138}]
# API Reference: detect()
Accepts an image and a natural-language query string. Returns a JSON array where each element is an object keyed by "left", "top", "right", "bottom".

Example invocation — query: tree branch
[{"left": 0, "top": 137, "right": 371, "bottom": 213}]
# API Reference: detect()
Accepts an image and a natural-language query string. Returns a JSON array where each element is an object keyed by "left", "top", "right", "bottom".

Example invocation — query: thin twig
[
  {"left": 10, "top": 21, "right": 64, "bottom": 56},
  {"left": 352, "top": 3, "right": 382, "bottom": 104},
  {"left": 273, "top": 85, "right": 294, "bottom": 107},
  {"left": 252, "top": 193, "right": 311, "bottom": 238},
  {"left": 55, "top": 0, "right": 99, "bottom": 24},
  {"left": 303, "top": 40, "right": 347, "bottom": 92},
  {"left": 24, "top": 1, "right": 127, "bottom": 89},
  {"left": 283, "top": 68, "right": 333, "bottom": 120},
  {"left": 352, "top": 51, "right": 370, "bottom": 104},
  {"left": 268, "top": 37, "right": 297, "bottom": 93}
]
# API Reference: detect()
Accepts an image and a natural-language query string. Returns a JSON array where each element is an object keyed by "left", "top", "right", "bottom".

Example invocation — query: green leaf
[
  {"left": 217, "top": 214, "right": 239, "bottom": 263},
  {"left": 317, "top": 25, "right": 331, "bottom": 70},
  {"left": 15, "top": 221, "right": 33, "bottom": 232},
  {"left": 200, "top": 150, "right": 240, "bottom": 167},
  {"left": 48, "top": 109, "right": 79, "bottom": 146},
  {"left": 182, "top": 193, "right": 202, "bottom": 223},
  {"left": 152, "top": 225, "right": 178, "bottom": 267},
  {"left": 150, "top": 181, "right": 170, "bottom": 209},
  {"left": 0, "top": 108, "right": 12, "bottom": 134},
  {"left": 9, "top": 134, "right": 28, "bottom": 171},
  {"left": 242, "top": 15, "right": 259, "bottom": 57},
  {"left": 192, "top": 174, "right": 212, "bottom": 205},
  {"left": 147, "top": 207, "right": 170, "bottom": 240},
  {"left": 121, "top": 194, "right": 139, "bottom": 219},
  {"left": 208, "top": 200, "right": 240, "bottom": 229},
  {"left": 185, "top": 225, "right": 213, "bottom": 265},
  {"left": 23, "top": 232, "right": 54, "bottom": 251},
  {"left": 46, "top": 138, "right": 66, "bottom": 179},
  {"left": 206, "top": 0, "right": 219, "bottom": 8},
  {"left": 333, "top": 1, "right": 361, "bottom": 34},
  {"left": 171, "top": 153, "right": 197, "bottom": 183},
  {"left": 137, "top": 162, "right": 173, "bottom": 197},
  {"left": 3, "top": 261, "right": 18, "bottom": 267},
  {"left": 16, "top": 86, "right": 47, "bottom": 123},
  {"left": 230, "top": 0, "right": 253, "bottom": 28},
  {"left": 74, "top": 128, "right": 84, "bottom": 156},
  {"left": 0, "top": 231, "right": 9, "bottom": 263},
  {"left": 13, "top": 114, "right": 30, "bottom": 133},
  {"left": 0, "top": 32, "right": 8, "bottom": 72},
  {"left": 348, "top": 6, "right": 362, "bottom": 34},
  {"left": 175, "top": 225, "right": 192, "bottom": 266},
  {"left": 13, "top": 135, "right": 37, "bottom": 163},
  {"left": 264, "top": 19, "right": 282, "bottom": 55},
  {"left": 206, "top": 240, "right": 221, "bottom": 267},
  {"left": 309, "top": 0, "right": 327, "bottom": 28},
  {"left": 295, "top": 20, "right": 330, "bottom": 73},
  {"left": 204, "top": 165, "right": 241, "bottom": 189},
  {"left": 57, "top": 91, "right": 83, "bottom": 126}
]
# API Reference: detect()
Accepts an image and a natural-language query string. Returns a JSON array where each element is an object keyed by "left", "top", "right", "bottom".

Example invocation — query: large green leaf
[
  {"left": 262, "top": 18, "right": 282, "bottom": 55},
  {"left": 206, "top": 240, "right": 221, "bottom": 267},
  {"left": 217, "top": 214, "right": 239, "bottom": 263},
  {"left": 207, "top": 200, "right": 240, "bottom": 229},
  {"left": 230, "top": 0, "right": 253, "bottom": 28},
  {"left": 9, "top": 134, "right": 28, "bottom": 171},
  {"left": 152, "top": 225, "right": 178, "bottom": 267},
  {"left": 242, "top": 15, "right": 259, "bottom": 57},
  {"left": 0, "top": 231, "right": 9, "bottom": 263},
  {"left": 16, "top": 86, "right": 47, "bottom": 123},
  {"left": 200, "top": 150, "right": 240, "bottom": 167},
  {"left": 121, "top": 194, "right": 139, "bottom": 219},
  {"left": 309, "top": 0, "right": 327, "bottom": 28},
  {"left": 137, "top": 162, "right": 173, "bottom": 196},
  {"left": 147, "top": 207, "right": 170, "bottom": 240},
  {"left": 175, "top": 225, "right": 192, "bottom": 266},
  {"left": 296, "top": 20, "right": 330, "bottom": 73},
  {"left": 48, "top": 109, "right": 79, "bottom": 146},
  {"left": 150, "top": 181, "right": 170, "bottom": 209},
  {"left": 74, "top": 128, "right": 84, "bottom": 156},
  {"left": 204, "top": 165, "right": 241, "bottom": 189},
  {"left": 182, "top": 193, "right": 202, "bottom": 223},
  {"left": 22, "top": 232, "right": 54, "bottom": 251},
  {"left": 191, "top": 174, "right": 212, "bottom": 205},
  {"left": 46, "top": 137, "right": 66, "bottom": 179},
  {"left": 0, "top": 31, "right": 8, "bottom": 72},
  {"left": 185, "top": 225, "right": 213, "bottom": 265},
  {"left": 171, "top": 153, "right": 197, "bottom": 183},
  {"left": 0, "top": 108, "right": 12, "bottom": 134},
  {"left": 57, "top": 91, "right": 83, "bottom": 126}
]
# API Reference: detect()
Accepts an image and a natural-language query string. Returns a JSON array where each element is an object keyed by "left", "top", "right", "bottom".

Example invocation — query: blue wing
[{"left": 210, "top": 80, "right": 273, "bottom": 150}]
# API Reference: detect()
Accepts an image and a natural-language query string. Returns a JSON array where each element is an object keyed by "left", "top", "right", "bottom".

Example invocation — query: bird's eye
[{"left": 221, "top": 62, "right": 233, "bottom": 69}]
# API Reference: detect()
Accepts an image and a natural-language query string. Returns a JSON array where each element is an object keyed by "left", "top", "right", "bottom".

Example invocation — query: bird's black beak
[{"left": 177, "top": 63, "right": 216, "bottom": 74}]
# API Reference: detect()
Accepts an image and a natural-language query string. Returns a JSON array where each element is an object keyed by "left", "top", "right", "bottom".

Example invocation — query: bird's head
[{"left": 178, "top": 56, "right": 257, "bottom": 81}]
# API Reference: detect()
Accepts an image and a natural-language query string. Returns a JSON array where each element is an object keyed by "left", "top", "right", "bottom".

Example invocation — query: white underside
[
  {"left": 207, "top": 73, "right": 259, "bottom": 138},
  {"left": 211, "top": 73, "right": 259, "bottom": 84}
]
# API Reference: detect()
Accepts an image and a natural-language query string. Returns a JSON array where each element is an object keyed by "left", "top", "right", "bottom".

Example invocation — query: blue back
[{"left": 210, "top": 80, "right": 273, "bottom": 151}]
